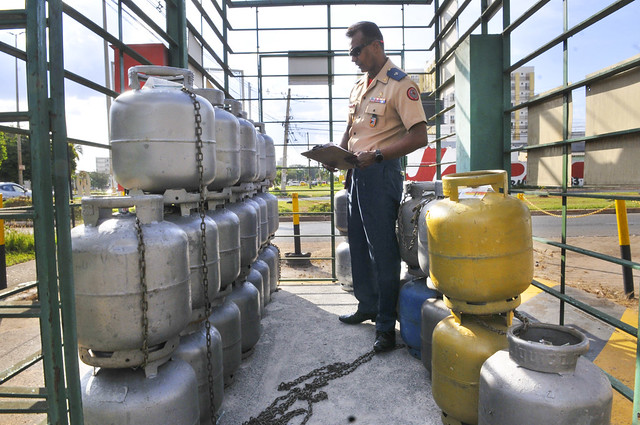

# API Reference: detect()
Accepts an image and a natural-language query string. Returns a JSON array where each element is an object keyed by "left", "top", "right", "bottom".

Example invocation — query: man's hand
[{"left": 349, "top": 150, "right": 377, "bottom": 169}]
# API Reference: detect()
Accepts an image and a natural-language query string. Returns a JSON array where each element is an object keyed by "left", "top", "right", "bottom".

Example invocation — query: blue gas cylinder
[{"left": 398, "top": 277, "right": 439, "bottom": 359}]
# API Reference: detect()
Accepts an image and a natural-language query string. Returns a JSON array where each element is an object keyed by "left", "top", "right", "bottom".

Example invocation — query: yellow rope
[{"left": 517, "top": 193, "right": 616, "bottom": 218}]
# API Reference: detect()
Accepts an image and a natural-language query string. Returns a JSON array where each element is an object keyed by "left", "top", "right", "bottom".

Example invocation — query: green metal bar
[
  {"left": 502, "top": 0, "right": 512, "bottom": 176},
  {"left": 222, "top": 0, "right": 230, "bottom": 92},
  {"left": 603, "top": 371, "right": 633, "bottom": 402},
  {"left": 503, "top": 0, "right": 551, "bottom": 34},
  {"left": 434, "top": 0, "right": 442, "bottom": 179},
  {"left": 0, "top": 351, "right": 42, "bottom": 385},
  {"left": 189, "top": 0, "right": 233, "bottom": 53},
  {"left": 0, "top": 9, "right": 27, "bottom": 29},
  {"left": 26, "top": 1, "right": 67, "bottom": 422},
  {"left": 48, "top": 1, "right": 83, "bottom": 422},
  {"left": 121, "top": 0, "right": 176, "bottom": 46},
  {"left": 543, "top": 192, "right": 640, "bottom": 202},
  {"left": 327, "top": 5, "right": 337, "bottom": 281},
  {"left": 0, "top": 282, "right": 37, "bottom": 300},
  {"left": 427, "top": 0, "right": 471, "bottom": 51},
  {"left": 0, "top": 387, "right": 47, "bottom": 399},
  {"left": 0, "top": 112, "right": 29, "bottom": 122},
  {"left": 166, "top": 0, "right": 188, "bottom": 68},
  {"left": 530, "top": 280, "right": 636, "bottom": 337},
  {"left": 512, "top": 127, "right": 640, "bottom": 152},
  {"left": 227, "top": 0, "right": 430, "bottom": 7},
  {"left": 0, "top": 307, "right": 41, "bottom": 318}
]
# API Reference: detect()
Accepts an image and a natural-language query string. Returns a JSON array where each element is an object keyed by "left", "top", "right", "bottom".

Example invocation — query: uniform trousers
[{"left": 347, "top": 158, "right": 403, "bottom": 333}]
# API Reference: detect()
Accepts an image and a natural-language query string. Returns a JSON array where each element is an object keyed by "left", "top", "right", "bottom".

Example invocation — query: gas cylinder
[
  {"left": 336, "top": 241, "right": 353, "bottom": 292},
  {"left": 251, "top": 194, "right": 270, "bottom": 247},
  {"left": 420, "top": 297, "right": 449, "bottom": 375},
  {"left": 110, "top": 66, "right": 216, "bottom": 193},
  {"left": 226, "top": 99, "right": 258, "bottom": 183},
  {"left": 255, "top": 128, "right": 267, "bottom": 182},
  {"left": 173, "top": 321, "right": 225, "bottom": 422},
  {"left": 255, "top": 191, "right": 279, "bottom": 238},
  {"left": 264, "top": 244, "right": 281, "bottom": 293},
  {"left": 226, "top": 280, "right": 261, "bottom": 358},
  {"left": 479, "top": 323, "right": 612, "bottom": 425},
  {"left": 72, "top": 195, "right": 190, "bottom": 368},
  {"left": 206, "top": 205, "right": 241, "bottom": 290},
  {"left": 81, "top": 358, "right": 199, "bottom": 425},
  {"left": 252, "top": 259, "right": 271, "bottom": 306},
  {"left": 432, "top": 312, "right": 510, "bottom": 425},
  {"left": 225, "top": 199, "right": 259, "bottom": 269},
  {"left": 417, "top": 181, "right": 443, "bottom": 276},
  {"left": 259, "top": 246, "right": 279, "bottom": 294},
  {"left": 397, "top": 278, "right": 439, "bottom": 359},
  {"left": 334, "top": 189, "right": 348, "bottom": 235},
  {"left": 166, "top": 209, "right": 221, "bottom": 322},
  {"left": 262, "top": 130, "right": 277, "bottom": 181},
  {"left": 426, "top": 170, "right": 533, "bottom": 314},
  {"left": 193, "top": 88, "right": 241, "bottom": 190},
  {"left": 246, "top": 267, "right": 265, "bottom": 314},
  {"left": 208, "top": 299, "right": 242, "bottom": 387},
  {"left": 397, "top": 181, "right": 438, "bottom": 276}
]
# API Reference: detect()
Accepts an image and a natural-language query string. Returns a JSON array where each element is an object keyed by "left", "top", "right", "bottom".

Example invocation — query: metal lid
[
  {"left": 193, "top": 88, "right": 225, "bottom": 107},
  {"left": 508, "top": 323, "right": 589, "bottom": 373},
  {"left": 224, "top": 99, "right": 242, "bottom": 117}
]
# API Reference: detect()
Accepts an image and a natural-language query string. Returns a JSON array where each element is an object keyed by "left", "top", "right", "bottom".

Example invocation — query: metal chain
[
  {"left": 513, "top": 309, "right": 532, "bottom": 333},
  {"left": 470, "top": 309, "right": 534, "bottom": 336},
  {"left": 183, "top": 87, "right": 218, "bottom": 424},
  {"left": 519, "top": 193, "right": 615, "bottom": 218},
  {"left": 242, "top": 343, "right": 405, "bottom": 425},
  {"left": 397, "top": 194, "right": 433, "bottom": 252},
  {"left": 134, "top": 216, "right": 150, "bottom": 368}
]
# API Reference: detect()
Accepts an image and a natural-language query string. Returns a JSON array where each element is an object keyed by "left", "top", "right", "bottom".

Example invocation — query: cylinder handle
[
  {"left": 128, "top": 65, "right": 194, "bottom": 90},
  {"left": 443, "top": 170, "right": 508, "bottom": 202}
]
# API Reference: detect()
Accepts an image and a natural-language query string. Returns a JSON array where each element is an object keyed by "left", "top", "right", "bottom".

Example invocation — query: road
[{"left": 274, "top": 213, "right": 640, "bottom": 240}]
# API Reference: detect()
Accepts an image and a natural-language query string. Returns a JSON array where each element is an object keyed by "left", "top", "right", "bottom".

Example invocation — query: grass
[
  {"left": 4, "top": 228, "right": 36, "bottom": 266},
  {"left": 519, "top": 192, "right": 640, "bottom": 212}
]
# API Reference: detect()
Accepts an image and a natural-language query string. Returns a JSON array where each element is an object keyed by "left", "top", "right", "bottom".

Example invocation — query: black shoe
[
  {"left": 338, "top": 311, "right": 377, "bottom": 324},
  {"left": 373, "top": 330, "right": 396, "bottom": 352}
]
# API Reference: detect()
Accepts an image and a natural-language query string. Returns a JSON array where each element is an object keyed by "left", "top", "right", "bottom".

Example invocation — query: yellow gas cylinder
[
  {"left": 426, "top": 170, "right": 532, "bottom": 314},
  {"left": 431, "top": 312, "right": 511, "bottom": 425}
]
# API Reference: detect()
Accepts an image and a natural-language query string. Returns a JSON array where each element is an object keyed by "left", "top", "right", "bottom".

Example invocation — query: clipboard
[{"left": 301, "top": 143, "right": 356, "bottom": 170}]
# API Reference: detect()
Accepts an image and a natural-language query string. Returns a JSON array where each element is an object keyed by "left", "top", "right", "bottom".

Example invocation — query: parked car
[{"left": 0, "top": 182, "right": 32, "bottom": 199}]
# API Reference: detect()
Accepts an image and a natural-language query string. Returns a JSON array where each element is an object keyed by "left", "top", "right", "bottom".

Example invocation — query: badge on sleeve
[{"left": 407, "top": 87, "right": 420, "bottom": 101}]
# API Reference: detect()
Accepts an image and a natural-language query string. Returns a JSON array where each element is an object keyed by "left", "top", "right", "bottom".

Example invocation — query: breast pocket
[{"left": 365, "top": 103, "right": 386, "bottom": 128}]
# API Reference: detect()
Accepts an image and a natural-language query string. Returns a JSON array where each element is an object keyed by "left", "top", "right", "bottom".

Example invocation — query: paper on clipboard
[{"left": 301, "top": 143, "right": 357, "bottom": 170}]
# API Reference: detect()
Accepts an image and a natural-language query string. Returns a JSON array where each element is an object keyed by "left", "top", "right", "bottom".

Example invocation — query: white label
[{"left": 458, "top": 184, "right": 494, "bottom": 199}]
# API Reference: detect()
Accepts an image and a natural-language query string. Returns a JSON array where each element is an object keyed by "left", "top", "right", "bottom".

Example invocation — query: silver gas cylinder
[
  {"left": 260, "top": 127, "right": 277, "bottom": 182},
  {"left": 226, "top": 99, "right": 258, "bottom": 183},
  {"left": 110, "top": 66, "right": 216, "bottom": 193},
  {"left": 334, "top": 189, "right": 348, "bottom": 235},
  {"left": 255, "top": 191, "right": 279, "bottom": 238},
  {"left": 251, "top": 194, "right": 269, "bottom": 247},
  {"left": 251, "top": 259, "right": 271, "bottom": 306},
  {"left": 264, "top": 244, "right": 281, "bottom": 292},
  {"left": 173, "top": 321, "right": 225, "bottom": 422},
  {"left": 193, "top": 88, "right": 241, "bottom": 190},
  {"left": 72, "top": 195, "right": 191, "bottom": 368},
  {"left": 226, "top": 199, "right": 259, "bottom": 269},
  {"left": 81, "top": 358, "right": 199, "bottom": 425},
  {"left": 417, "top": 181, "right": 443, "bottom": 276},
  {"left": 166, "top": 208, "right": 221, "bottom": 322},
  {"left": 420, "top": 296, "right": 449, "bottom": 375},
  {"left": 397, "top": 181, "right": 438, "bottom": 277},
  {"left": 246, "top": 267, "right": 265, "bottom": 314},
  {"left": 336, "top": 241, "right": 353, "bottom": 292},
  {"left": 208, "top": 299, "right": 242, "bottom": 386},
  {"left": 255, "top": 128, "right": 267, "bottom": 182},
  {"left": 226, "top": 280, "right": 261, "bottom": 359},
  {"left": 479, "top": 323, "right": 613, "bottom": 425},
  {"left": 206, "top": 204, "right": 241, "bottom": 291},
  {"left": 259, "top": 245, "right": 279, "bottom": 294}
]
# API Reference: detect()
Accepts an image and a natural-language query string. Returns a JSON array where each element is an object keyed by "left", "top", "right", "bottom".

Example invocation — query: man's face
[{"left": 349, "top": 31, "right": 376, "bottom": 74}]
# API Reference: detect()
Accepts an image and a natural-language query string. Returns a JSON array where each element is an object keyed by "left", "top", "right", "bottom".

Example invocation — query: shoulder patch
[
  {"left": 407, "top": 87, "right": 420, "bottom": 101},
  {"left": 387, "top": 68, "right": 407, "bottom": 81}
]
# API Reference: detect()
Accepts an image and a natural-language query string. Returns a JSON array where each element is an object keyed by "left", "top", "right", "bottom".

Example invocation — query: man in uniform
[{"left": 338, "top": 21, "right": 428, "bottom": 352}]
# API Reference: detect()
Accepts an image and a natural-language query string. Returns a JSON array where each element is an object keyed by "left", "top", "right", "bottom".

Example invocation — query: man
[{"left": 338, "top": 21, "right": 428, "bottom": 352}]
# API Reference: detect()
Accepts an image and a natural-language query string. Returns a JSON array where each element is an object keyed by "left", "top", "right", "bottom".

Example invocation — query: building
[
  {"left": 95, "top": 157, "right": 111, "bottom": 174},
  {"left": 511, "top": 66, "right": 535, "bottom": 146}
]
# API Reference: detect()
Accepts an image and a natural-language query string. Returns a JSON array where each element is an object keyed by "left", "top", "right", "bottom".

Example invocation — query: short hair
[{"left": 346, "top": 21, "right": 384, "bottom": 43}]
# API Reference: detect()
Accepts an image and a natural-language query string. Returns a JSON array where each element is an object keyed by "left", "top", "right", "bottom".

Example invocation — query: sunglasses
[{"left": 349, "top": 40, "right": 381, "bottom": 57}]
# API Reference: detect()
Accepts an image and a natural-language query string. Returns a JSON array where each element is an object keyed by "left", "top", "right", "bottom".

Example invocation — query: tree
[
  {"left": 88, "top": 171, "right": 110, "bottom": 190},
  {"left": 0, "top": 131, "right": 79, "bottom": 182}
]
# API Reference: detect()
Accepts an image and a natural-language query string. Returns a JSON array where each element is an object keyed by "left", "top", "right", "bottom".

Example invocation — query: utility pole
[
  {"left": 12, "top": 32, "right": 24, "bottom": 185},
  {"left": 280, "top": 88, "right": 291, "bottom": 192}
]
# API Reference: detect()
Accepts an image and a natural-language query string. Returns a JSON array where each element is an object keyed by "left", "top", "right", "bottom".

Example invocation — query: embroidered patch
[
  {"left": 407, "top": 87, "right": 419, "bottom": 101},
  {"left": 370, "top": 115, "right": 377, "bottom": 127}
]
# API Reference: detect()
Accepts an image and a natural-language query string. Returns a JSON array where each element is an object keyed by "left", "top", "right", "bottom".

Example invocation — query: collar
[{"left": 359, "top": 58, "right": 396, "bottom": 89}]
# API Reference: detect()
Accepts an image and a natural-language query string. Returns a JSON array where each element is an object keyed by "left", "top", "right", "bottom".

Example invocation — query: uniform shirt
[{"left": 347, "top": 58, "right": 427, "bottom": 153}]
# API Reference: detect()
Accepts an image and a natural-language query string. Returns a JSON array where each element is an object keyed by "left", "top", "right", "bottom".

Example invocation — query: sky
[{"left": 0, "top": 0, "right": 638, "bottom": 175}]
